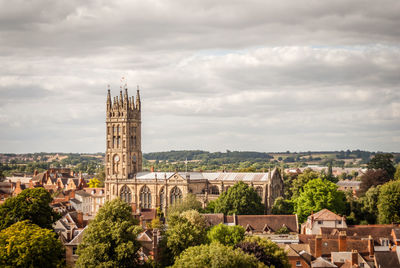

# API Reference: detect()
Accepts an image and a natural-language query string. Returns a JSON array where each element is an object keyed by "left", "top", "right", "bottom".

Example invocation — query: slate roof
[{"left": 134, "top": 170, "right": 279, "bottom": 182}]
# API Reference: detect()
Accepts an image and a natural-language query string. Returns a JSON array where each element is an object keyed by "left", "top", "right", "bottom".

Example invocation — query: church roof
[{"left": 135, "top": 171, "right": 276, "bottom": 182}]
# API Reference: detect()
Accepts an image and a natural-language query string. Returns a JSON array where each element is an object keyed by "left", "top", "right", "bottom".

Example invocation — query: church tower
[{"left": 105, "top": 84, "right": 142, "bottom": 201}]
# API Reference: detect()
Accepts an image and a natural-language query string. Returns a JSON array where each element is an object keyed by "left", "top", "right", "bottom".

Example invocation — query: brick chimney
[
  {"left": 139, "top": 215, "right": 144, "bottom": 228},
  {"left": 315, "top": 235, "right": 322, "bottom": 257},
  {"left": 351, "top": 250, "right": 358, "bottom": 266},
  {"left": 77, "top": 211, "right": 84, "bottom": 228},
  {"left": 339, "top": 231, "right": 347, "bottom": 251},
  {"left": 368, "top": 235, "right": 374, "bottom": 257}
]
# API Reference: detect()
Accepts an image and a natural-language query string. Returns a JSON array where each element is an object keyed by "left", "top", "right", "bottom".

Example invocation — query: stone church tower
[{"left": 105, "top": 86, "right": 142, "bottom": 201}]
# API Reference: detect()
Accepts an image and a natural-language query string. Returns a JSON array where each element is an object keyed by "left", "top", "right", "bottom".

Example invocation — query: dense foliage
[
  {"left": 271, "top": 197, "right": 294, "bottom": 215},
  {"left": 167, "top": 193, "right": 203, "bottom": 216},
  {"left": 213, "top": 181, "right": 265, "bottom": 215},
  {"left": 377, "top": 180, "right": 400, "bottom": 224},
  {"left": 76, "top": 198, "right": 142, "bottom": 268},
  {"left": 0, "top": 221, "right": 64, "bottom": 268},
  {"left": 237, "top": 236, "right": 290, "bottom": 268},
  {"left": 367, "top": 153, "right": 396, "bottom": 179},
  {"left": 0, "top": 188, "right": 60, "bottom": 230},
  {"left": 165, "top": 210, "right": 208, "bottom": 258},
  {"left": 360, "top": 169, "right": 390, "bottom": 193},
  {"left": 294, "top": 178, "right": 346, "bottom": 223},
  {"left": 207, "top": 223, "right": 245, "bottom": 246},
  {"left": 172, "top": 242, "right": 263, "bottom": 268}
]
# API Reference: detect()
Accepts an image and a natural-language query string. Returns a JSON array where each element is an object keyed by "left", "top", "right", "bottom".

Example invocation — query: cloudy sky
[{"left": 1, "top": 0, "right": 399, "bottom": 153}]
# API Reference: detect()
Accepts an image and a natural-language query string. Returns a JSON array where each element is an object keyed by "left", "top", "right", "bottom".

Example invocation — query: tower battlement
[{"left": 106, "top": 86, "right": 141, "bottom": 119}]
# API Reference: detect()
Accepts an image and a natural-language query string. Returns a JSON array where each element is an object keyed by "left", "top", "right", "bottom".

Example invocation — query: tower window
[
  {"left": 123, "top": 126, "right": 125, "bottom": 134},
  {"left": 117, "top": 136, "right": 121, "bottom": 147},
  {"left": 113, "top": 137, "right": 116, "bottom": 148}
]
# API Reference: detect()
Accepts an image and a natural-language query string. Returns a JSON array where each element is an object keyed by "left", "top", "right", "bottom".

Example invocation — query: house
[
  {"left": 72, "top": 190, "right": 92, "bottom": 215},
  {"left": 82, "top": 187, "right": 105, "bottom": 215},
  {"left": 302, "top": 209, "right": 347, "bottom": 235}
]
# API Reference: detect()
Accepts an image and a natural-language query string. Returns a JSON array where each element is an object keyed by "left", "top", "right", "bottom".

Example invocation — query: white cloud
[{"left": 0, "top": 0, "right": 399, "bottom": 153}]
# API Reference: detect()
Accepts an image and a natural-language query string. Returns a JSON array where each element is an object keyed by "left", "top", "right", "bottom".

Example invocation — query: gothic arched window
[
  {"left": 210, "top": 186, "right": 220, "bottom": 195},
  {"left": 120, "top": 185, "right": 131, "bottom": 203},
  {"left": 160, "top": 187, "right": 165, "bottom": 209},
  {"left": 140, "top": 186, "right": 152, "bottom": 209},
  {"left": 256, "top": 186, "right": 263, "bottom": 198},
  {"left": 170, "top": 186, "right": 182, "bottom": 204}
]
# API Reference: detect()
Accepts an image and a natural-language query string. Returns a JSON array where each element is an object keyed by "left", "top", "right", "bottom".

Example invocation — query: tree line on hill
[{"left": 271, "top": 153, "right": 400, "bottom": 224}]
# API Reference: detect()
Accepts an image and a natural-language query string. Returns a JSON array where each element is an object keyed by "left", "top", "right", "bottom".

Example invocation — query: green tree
[
  {"left": 236, "top": 236, "right": 290, "bottom": 268},
  {"left": 0, "top": 221, "right": 64, "bottom": 268},
  {"left": 359, "top": 186, "right": 381, "bottom": 224},
  {"left": 166, "top": 210, "right": 208, "bottom": 258},
  {"left": 368, "top": 153, "right": 396, "bottom": 179},
  {"left": 394, "top": 164, "right": 400, "bottom": 181},
  {"left": 0, "top": 188, "right": 60, "bottom": 230},
  {"left": 294, "top": 178, "right": 346, "bottom": 223},
  {"left": 360, "top": 169, "right": 390, "bottom": 193},
  {"left": 203, "top": 200, "right": 216, "bottom": 213},
  {"left": 167, "top": 193, "right": 202, "bottom": 216},
  {"left": 214, "top": 181, "right": 264, "bottom": 215},
  {"left": 377, "top": 180, "right": 400, "bottom": 224},
  {"left": 207, "top": 223, "right": 245, "bottom": 246},
  {"left": 172, "top": 242, "right": 263, "bottom": 268},
  {"left": 76, "top": 198, "right": 142, "bottom": 268},
  {"left": 290, "top": 169, "right": 319, "bottom": 199},
  {"left": 271, "top": 197, "right": 294, "bottom": 215},
  {"left": 87, "top": 178, "right": 101, "bottom": 188}
]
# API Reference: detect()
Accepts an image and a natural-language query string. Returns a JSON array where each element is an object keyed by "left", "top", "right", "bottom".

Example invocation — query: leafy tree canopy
[
  {"left": 237, "top": 236, "right": 290, "bottom": 268},
  {"left": 360, "top": 169, "right": 390, "bottom": 193},
  {"left": 290, "top": 169, "right": 319, "bottom": 199},
  {"left": 359, "top": 185, "right": 381, "bottom": 224},
  {"left": 214, "top": 181, "right": 264, "bottom": 215},
  {"left": 207, "top": 223, "right": 245, "bottom": 247},
  {"left": 368, "top": 153, "right": 396, "bottom": 179},
  {"left": 0, "top": 188, "right": 60, "bottom": 230},
  {"left": 394, "top": 164, "right": 400, "bottom": 181},
  {"left": 87, "top": 178, "right": 101, "bottom": 188},
  {"left": 0, "top": 221, "right": 64, "bottom": 268},
  {"left": 76, "top": 198, "right": 142, "bottom": 268},
  {"left": 172, "top": 242, "right": 264, "bottom": 268},
  {"left": 378, "top": 180, "right": 400, "bottom": 224},
  {"left": 166, "top": 210, "right": 208, "bottom": 258},
  {"left": 294, "top": 178, "right": 346, "bottom": 223},
  {"left": 271, "top": 197, "right": 294, "bottom": 215},
  {"left": 167, "top": 193, "right": 202, "bottom": 216}
]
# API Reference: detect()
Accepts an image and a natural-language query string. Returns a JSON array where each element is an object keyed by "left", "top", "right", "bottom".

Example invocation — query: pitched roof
[
  {"left": 312, "top": 209, "right": 343, "bottom": 221},
  {"left": 320, "top": 225, "right": 397, "bottom": 245},
  {"left": 202, "top": 213, "right": 225, "bottom": 226},
  {"left": 311, "top": 257, "right": 337, "bottom": 267},
  {"left": 234, "top": 215, "right": 298, "bottom": 233},
  {"left": 67, "top": 227, "right": 86, "bottom": 246},
  {"left": 374, "top": 252, "right": 400, "bottom": 268}
]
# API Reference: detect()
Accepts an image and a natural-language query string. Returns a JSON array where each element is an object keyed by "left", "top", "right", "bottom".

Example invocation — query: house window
[
  {"left": 296, "top": 261, "right": 301, "bottom": 266},
  {"left": 72, "top": 246, "right": 78, "bottom": 255},
  {"left": 318, "top": 221, "right": 323, "bottom": 224},
  {"left": 338, "top": 221, "right": 342, "bottom": 224}
]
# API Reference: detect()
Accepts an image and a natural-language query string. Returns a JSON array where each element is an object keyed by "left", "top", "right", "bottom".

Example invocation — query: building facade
[{"left": 105, "top": 86, "right": 284, "bottom": 212}]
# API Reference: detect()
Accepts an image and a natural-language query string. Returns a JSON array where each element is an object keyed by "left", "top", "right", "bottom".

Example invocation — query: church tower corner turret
[{"left": 105, "top": 84, "right": 142, "bottom": 201}]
